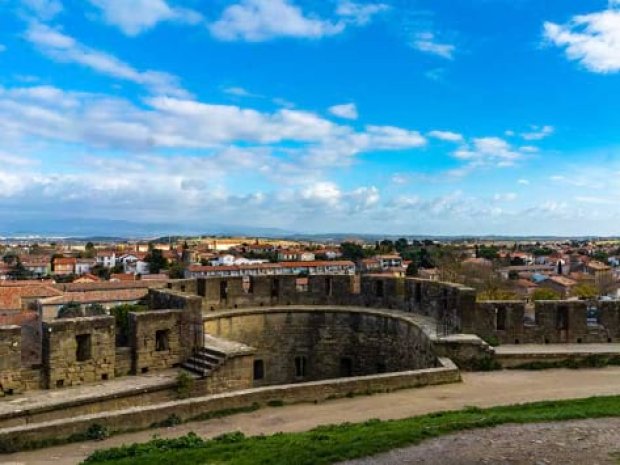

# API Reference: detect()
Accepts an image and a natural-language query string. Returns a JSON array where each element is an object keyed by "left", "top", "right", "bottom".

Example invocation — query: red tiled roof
[
  {"left": 110, "top": 273, "right": 137, "bottom": 282},
  {"left": 55, "top": 280, "right": 167, "bottom": 292},
  {"left": 188, "top": 260, "right": 354, "bottom": 273},
  {"left": 0, "top": 285, "right": 62, "bottom": 311},
  {"left": 54, "top": 257, "right": 77, "bottom": 265},
  {"left": 0, "top": 311, "right": 39, "bottom": 326},
  {"left": 40, "top": 288, "right": 149, "bottom": 305}
]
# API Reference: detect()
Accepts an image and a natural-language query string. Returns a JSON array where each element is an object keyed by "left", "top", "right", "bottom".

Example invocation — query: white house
[{"left": 96, "top": 251, "right": 117, "bottom": 268}]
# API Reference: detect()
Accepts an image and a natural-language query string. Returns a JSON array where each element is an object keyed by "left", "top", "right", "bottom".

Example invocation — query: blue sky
[{"left": 1, "top": 0, "right": 620, "bottom": 235}]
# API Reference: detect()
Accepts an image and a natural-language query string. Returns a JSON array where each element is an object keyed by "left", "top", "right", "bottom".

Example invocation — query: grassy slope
[{"left": 84, "top": 395, "right": 620, "bottom": 465}]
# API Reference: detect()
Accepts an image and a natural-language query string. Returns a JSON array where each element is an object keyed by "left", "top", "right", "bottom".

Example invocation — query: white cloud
[
  {"left": 493, "top": 192, "right": 517, "bottom": 202},
  {"left": 20, "top": 0, "right": 63, "bottom": 20},
  {"left": 328, "top": 103, "right": 358, "bottom": 120},
  {"left": 87, "top": 0, "right": 203, "bottom": 36},
  {"left": 335, "top": 1, "right": 389, "bottom": 26},
  {"left": 575, "top": 195, "right": 614, "bottom": 205},
  {"left": 209, "top": 0, "right": 387, "bottom": 42},
  {"left": 360, "top": 125, "right": 427, "bottom": 149},
  {"left": 210, "top": 0, "right": 344, "bottom": 41},
  {"left": 521, "top": 125, "right": 554, "bottom": 140},
  {"left": 412, "top": 32, "right": 455, "bottom": 59},
  {"left": 0, "top": 151, "right": 37, "bottom": 167},
  {"left": 428, "top": 130, "right": 463, "bottom": 142},
  {"left": 0, "top": 85, "right": 428, "bottom": 170},
  {"left": 544, "top": 8, "right": 620, "bottom": 73},
  {"left": 517, "top": 179, "right": 530, "bottom": 185},
  {"left": 453, "top": 137, "right": 528, "bottom": 167},
  {"left": 223, "top": 86, "right": 256, "bottom": 97},
  {"left": 24, "top": 23, "right": 188, "bottom": 97}
]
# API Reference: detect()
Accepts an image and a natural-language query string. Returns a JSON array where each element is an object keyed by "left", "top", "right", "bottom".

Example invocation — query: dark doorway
[
  {"left": 294, "top": 356, "right": 307, "bottom": 378},
  {"left": 415, "top": 282, "right": 422, "bottom": 304},
  {"left": 557, "top": 306, "right": 569, "bottom": 330},
  {"left": 325, "top": 277, "right": 333, "bottom": 296},
  {"left": 375, "top": 280, "right": 384, "bottom": 298},
  {"left": 496, "top": 307, "right": 507, "bottom": 331},
  {"left": 253, "top": 359, "right": 265, "bottom": 380},
  {"left": 339, "top": 357, "right": 353, "bottom": 377},
  {"left": 219, "top": 280, "right": 228, "bottom": 300}
]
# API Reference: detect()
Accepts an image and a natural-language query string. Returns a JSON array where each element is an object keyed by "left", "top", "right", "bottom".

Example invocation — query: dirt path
[
  {"left": 339, "top": 418, "right": 620, "bottom": 465},
  {"left": 3, "top": 368, "right": 620, "bottom": 465}
]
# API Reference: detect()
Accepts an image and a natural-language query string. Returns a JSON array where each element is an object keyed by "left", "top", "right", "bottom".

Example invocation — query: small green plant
[
  {"left": 467, "top": 356, "right": 502, "bottom": 371},
  {"left": 481, "top": 335, "right": 500, "bottom": 347},
  {"left": 176, "top": 371, "right": 195, "bottom": 399},
  {"left": 85, "top": 424, "right": 110, "bottom": 441},
  {"left": 213, "top": 431, "right": 245, "bottom": 443},
  {"left": 266, "top": 399, "right": 284, "bottom": 407},
  {"left": 152, "top": 414, "right": 182, "bottom": 428}
]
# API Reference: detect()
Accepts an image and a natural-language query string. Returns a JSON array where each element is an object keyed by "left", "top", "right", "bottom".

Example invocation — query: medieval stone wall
[
  {"left": 130, "top": 310, "right": 184, "bottom": 374},
  {"left": 42, "top": 316, "right": 116, "bottom": 389},
  {"left": 0, "top": 326, "right": 23, "bottom": 395},
  {"left": 194, "top": 275, "right": 475, "bottom": 332},
  {"left": 204, "top": 308, "right": 438, "bottom": 387},
  {"left": 469, "top": 300, "right": 620, "bottom": 344}
]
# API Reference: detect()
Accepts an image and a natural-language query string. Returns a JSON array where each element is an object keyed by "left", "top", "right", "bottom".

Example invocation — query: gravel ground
[{"left": 339, "top": 418, "right": 620, "bottom": 465}]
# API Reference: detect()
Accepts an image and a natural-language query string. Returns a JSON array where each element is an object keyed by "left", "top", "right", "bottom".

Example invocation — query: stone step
[
  {"left": 185, "top": 356, "right": 218, "bottom": 371},
  {"left": 194, "top": 351, "right": 224, "bottom": 365},
  {"left": 197, "top": 346, "right": 227, "bottom": 359},
  {"left": 181, "top": 360, "right": 212, "bottom": 377}
]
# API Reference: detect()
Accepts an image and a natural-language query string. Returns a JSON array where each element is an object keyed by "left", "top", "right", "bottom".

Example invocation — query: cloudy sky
[{"left": 1, "top": 0, "right": 620, "bottom": 235}]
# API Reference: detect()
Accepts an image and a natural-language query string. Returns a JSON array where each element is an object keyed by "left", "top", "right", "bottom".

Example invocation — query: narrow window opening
[
  {"left": 155, "top": 329, "right": 170, "bottom": 352},
  {"left": 76, "top": 334, "right": 92, "bottom": 362}
]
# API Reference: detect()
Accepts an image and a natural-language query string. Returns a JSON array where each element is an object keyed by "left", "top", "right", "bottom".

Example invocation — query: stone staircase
[{"left": 181, "top": 346, "right": 226, "bottom": 378}]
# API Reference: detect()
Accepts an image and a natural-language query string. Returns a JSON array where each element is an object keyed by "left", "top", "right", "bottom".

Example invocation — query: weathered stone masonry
[
  {"left": 204, "top": 308, "right": 438, "bottom": 386},
  {"left": 42, "top": 316, "right": 116, "bottom": 389}
]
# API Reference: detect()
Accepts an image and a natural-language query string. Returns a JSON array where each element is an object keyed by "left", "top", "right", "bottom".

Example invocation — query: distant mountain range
[
  {"left": 0, "top": 219, "right": 617, "bottom": 242},
  {"left": 0, "top": 218, "right": 295, "bottom": 240}
]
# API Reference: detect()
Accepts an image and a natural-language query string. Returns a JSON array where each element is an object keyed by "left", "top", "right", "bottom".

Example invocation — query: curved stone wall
[{"left": 204, "top": 308, "right": 438, "bottom": 386}]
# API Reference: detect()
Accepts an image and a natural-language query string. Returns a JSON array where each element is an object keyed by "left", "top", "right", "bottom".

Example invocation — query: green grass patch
[{"left": 82, "top": 395, "right": 620, "bottom": 465}]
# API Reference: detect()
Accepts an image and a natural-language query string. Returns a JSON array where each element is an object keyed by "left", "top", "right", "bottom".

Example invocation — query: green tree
[
  {"left": 340, "top": 242, "right": 366, "bottom": 262},
  {"left": 84, "top": 241, "right": 96, "bottom": 259},
  {"left": 168, "top": 262, "right": 186, "bottom": 279},
  {"left": 91, "top": 264, "right": 111, "bottom": 280},
  {"left": 477, "top": 245, "right": 499, "bottom": 260},
  {"left": 573, "top": 283, "right": 598, "bottom": 299},
  {"left": 111, "top": 304, "right": 147, "bottom": 345},
  {"left": 405, "top": 261, "right": 418, "bottom": 277},
  {"left": 532, "top": 288, "right": 561, "bottom": 301},
  {"left": 395, "top": 238, "right": 409, "bottom": 253},
  {"left": 85, "top": 303, "right": 107, "bottom": 316},
  {"left": 146, "top": 247, "right": 169, "bottom": 274},
  {"left": 58, "top": 301, "right": 83, "bottom": 318},
  {"left": 593, "top": 251, "right": 609, "bottom": 263}
]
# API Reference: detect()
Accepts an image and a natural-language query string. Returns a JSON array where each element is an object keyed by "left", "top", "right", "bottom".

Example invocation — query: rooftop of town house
[
  {"left": 39, "top": 288, "right": 149, "bottom": 306},
  {"left": 188, "top": 260, "right": 355, "bottom": 272}
]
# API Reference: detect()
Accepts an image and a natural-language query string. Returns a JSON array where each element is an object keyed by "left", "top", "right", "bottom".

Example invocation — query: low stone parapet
[{"left": 0, "top": 358, "right": 459, "bottom": 452}]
